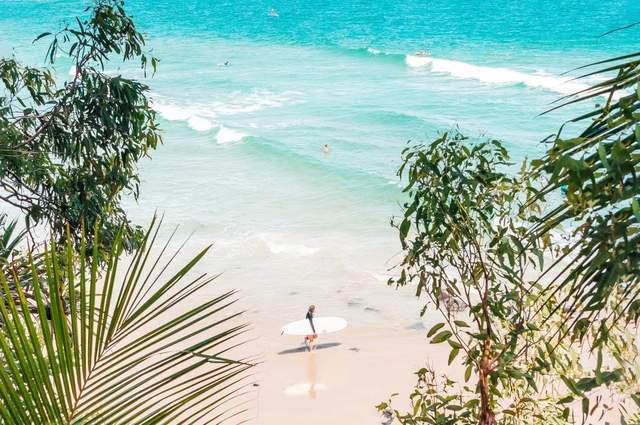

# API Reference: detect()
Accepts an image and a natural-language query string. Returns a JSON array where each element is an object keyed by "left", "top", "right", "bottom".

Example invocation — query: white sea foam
[
  {"left": 187, "top": 116, "right": 214, "bottom": 132},
  {"left": 151, "top": 90, "right": 303, "bottom": 133},
  {"left": 405, "top": 55, "right": 591, "bottom": 95},
  {"left": 367, "top": 47, "right": 381, "bottom": 55},
  {"left": 151, "top": 100, "right": 191, "bottom": 121},
  {"left": 215, "top": 125, "right": 246, "bottom": 144},
  {"left": 151, "top": 99, "right": 214, "bottom": 132},
  {"left": 211, "top": 90, "right": 303, "bottom": 116},
  {"left": 247, "top": 120, "right": 301, "bottom": 129},
  {"left": 257, "top": 234, "right": 319, "bottom": 256}
]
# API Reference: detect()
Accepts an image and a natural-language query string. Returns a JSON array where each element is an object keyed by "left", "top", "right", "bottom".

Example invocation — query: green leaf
[
  {"left": 447, "top": 348, "right": 460, "bottom": 365},
  {"left": 427, "top": 322, "right": 445, "bottom": 338},
  {"left": 632, "top": 198, "right": 640, "bottom": 223},
  {"left": 399, "top": 219, "right": 411, "bottom": 242},
  {"left": 559, "top": 396, "right": 574, "bottom": 404},
  {"left": 581, "top": 397, "right": 589, "bottom": 417},
  {"left": 597, "top": 143, "right": 609, "bottom": 169},
  {"left": 33, "top": 32, "right": 52, "bottom": 43},
  {"left": 453, "top": 320, "right": 470, "bottom": 328},
  {"left": 448, "top": 340, "right": 463, "bottom": 349},
  {"left": 464, "top": 364, "right": 473, "bottom": 382},
  {"left": 431, "top": 330, "right": 453, "bottom": 344},
  {"left": 561, "top": 376, "right": 583, "bottom": 397}
]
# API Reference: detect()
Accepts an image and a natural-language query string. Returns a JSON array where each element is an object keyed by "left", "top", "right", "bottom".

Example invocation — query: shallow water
[{"left": 1, "top": 0, "right": 638, "bottom": 325}]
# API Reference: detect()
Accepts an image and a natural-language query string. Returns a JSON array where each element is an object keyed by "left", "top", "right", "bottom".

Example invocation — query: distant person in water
[
  {"left": 322, "top": 144, "right": 329, "bottom": 154},
  {"left": 224, "top": 60, "right": 230, "bottom": 66},
  {"left": 305, "top": 305, "right": 317, "bottom": 351}
]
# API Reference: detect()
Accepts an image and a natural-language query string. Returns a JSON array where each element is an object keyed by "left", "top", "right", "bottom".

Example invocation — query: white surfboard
[{"left": 281, "top": 317, "right": 347, "bottom": 336}]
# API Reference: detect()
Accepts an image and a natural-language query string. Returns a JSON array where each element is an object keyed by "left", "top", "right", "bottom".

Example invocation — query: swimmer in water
[
  {"left": 224, "top": 60, "right": 230, "bottom": 66},
  {"left": 322, "top": 144, "right": 329, "bottom": 154}
]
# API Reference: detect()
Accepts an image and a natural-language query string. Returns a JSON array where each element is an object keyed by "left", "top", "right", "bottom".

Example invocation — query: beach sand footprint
[{"left": 347, "top": 297, "right": 364, "bottom": 307}]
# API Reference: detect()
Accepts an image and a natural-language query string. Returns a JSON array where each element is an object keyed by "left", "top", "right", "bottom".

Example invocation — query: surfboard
[{"left": 281, "top": 317, "right": 347, "bottom": 336}]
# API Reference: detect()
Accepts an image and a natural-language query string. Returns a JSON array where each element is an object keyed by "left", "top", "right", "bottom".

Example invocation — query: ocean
[{"left": 1, "top": 0, "right": 638, "bottom": 325}]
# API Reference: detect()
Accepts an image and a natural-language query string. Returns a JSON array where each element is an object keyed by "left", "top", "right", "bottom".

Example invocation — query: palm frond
[
  {"left": 531, "top": 48, "right": 640, "bottom": 338},
  {"left": 0, "top": 216, "right": 253, "bottom": 424}
]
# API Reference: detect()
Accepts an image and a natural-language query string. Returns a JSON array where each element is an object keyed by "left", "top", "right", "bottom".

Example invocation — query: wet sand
[{"left": 246, "top": 321, "right": 453, "bottom": 425}]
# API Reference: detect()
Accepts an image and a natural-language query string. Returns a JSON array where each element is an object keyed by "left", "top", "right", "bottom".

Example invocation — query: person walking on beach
[{"left": 305, "top": 305, "right": 317, "bottom": 351}]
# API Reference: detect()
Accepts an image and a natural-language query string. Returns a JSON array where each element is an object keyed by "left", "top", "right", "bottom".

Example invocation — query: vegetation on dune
[{"left": 381, "top": 32, "right": 640, "bottom": 425}]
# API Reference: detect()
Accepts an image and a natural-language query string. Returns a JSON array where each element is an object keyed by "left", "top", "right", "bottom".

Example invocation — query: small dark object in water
[
  {"left": 349, "top": 347, "right": 360, "bottom": 352},
  {"left": 252, "top": 383, "right": 260, "bottom": 387}
]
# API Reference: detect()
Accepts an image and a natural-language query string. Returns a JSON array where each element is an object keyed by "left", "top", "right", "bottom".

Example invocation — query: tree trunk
[{"left": 478, "top": 338, "right": 496, "bottom": 425}]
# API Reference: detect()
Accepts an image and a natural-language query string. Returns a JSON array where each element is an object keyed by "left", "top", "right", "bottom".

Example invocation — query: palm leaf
[
  {"left": 530, "top": 46, "right": 640, "bottom": 338},
  {"left": 0, "top": 216, "right": 253, "bottom": 424}
]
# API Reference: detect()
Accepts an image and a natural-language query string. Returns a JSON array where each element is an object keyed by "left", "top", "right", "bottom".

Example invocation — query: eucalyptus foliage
[
  {"left": 388, "top": 133, "right": 554, "bottom": 424},
  {"left": 0, "top": 0, "right": 161, "bottom": 256},
  {"left": 384, "top": 132, "right": 640, "bottom": 424},
  {"left": 0, "top": 217, "right": 253, "bottom": 424}
]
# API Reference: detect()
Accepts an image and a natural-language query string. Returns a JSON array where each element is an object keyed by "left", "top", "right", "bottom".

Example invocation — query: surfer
[{"left": 304, "top": 305, "right": 317, "bottom": 351}]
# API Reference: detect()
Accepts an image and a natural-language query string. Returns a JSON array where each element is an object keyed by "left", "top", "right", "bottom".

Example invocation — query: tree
[
  {"left": 386, "top": 133, "right": 557, "bottom": 424},
  {"left": 382, "top": 131, "right": 640, "bottom": 424},
  {"left": 0, "top": 0, "right": 161, "bottom": 258},
  {"left": 0, "top": 217, "right": 253, "bottom": 424}
]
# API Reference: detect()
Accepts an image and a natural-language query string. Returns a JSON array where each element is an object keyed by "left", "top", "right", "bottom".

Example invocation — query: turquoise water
[{"left": 1, "top": 0, "right": 639, "bottom": 323}]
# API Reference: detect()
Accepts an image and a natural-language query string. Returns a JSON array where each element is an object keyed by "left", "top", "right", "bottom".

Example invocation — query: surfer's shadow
[{"left": 277, "top": 342, "right": 342, "bottom": 355}]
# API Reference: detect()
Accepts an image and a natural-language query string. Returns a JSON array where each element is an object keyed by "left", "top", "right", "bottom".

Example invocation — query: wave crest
[
  {"left": 405, "top": 55, "right": 590, "bottom": 95},
  {"left": 151, "top": 90, "right": 303, "bottom": 133},
  {"left": 216, "top": 125, "right": 246, "bottom": 144}
]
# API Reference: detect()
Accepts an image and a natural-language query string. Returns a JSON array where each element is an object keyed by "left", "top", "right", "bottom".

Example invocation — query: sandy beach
[{"left": 248, "top": 321, "right": 449, "bottom": 424}]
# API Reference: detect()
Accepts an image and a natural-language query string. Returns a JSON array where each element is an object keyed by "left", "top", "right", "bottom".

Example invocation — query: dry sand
[{"left": 245, "top": 320, "right": 453, "bottom": 425}]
